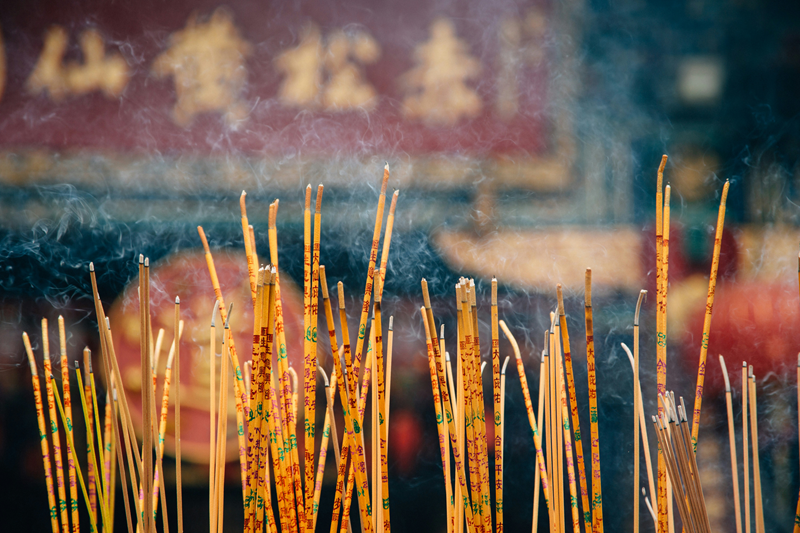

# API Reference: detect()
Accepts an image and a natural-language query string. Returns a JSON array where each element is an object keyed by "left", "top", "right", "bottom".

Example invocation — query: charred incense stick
[
  {"left": 719, "top": 355, "right": 742, "bottom": 533},
  {"left": 690, "top": 181, "right": 730, "bottom": 450},
  {"left": 633, "top": 289, "right": 649, "bottom": 533},
  {"left": 23, "top": 333, "right": 61, "bottom": 533},
  {"left": 655, "top": 154, "right": 668, "bottom": 533},
  {"left": 556, "top": 284, "right": 592, "bottom": 533},
  {"left": 499, "top": 320, "right": 553, "bottom": 526},
  {"left": 621, "top": 342, "right": 656, "bottom": 531}
]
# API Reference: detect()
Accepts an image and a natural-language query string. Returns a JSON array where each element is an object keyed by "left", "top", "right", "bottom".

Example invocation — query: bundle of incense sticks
[
  {"left": 23, "top": 257, "right": 185, "bottom": 533},
  {"left": 198, "top": 165, "right": 399, "bottom": 533},
  {"left": 22, "top": 165, "right": 399, "bottom": 533}
]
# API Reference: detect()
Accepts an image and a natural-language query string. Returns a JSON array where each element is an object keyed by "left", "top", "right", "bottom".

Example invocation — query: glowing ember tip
[{"left": 89, "top": 262, "right": 94, "bottom": 271}]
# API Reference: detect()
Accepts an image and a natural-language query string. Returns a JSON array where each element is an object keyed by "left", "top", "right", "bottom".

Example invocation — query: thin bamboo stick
[
  {"left": 585, "top": 270, "right": 603, "bottom": 533},
  {"left": 174, "top": 297, "right": 184, "bottom": 533},
  {"left": 621, "top": 343, "right": 656, "bottom": 531},
  {"left": 532, "top": 349, "right": 545, "bottom": 533},
  {"left": 719, "top": 355, "right": 742, "bottom": 533},
  {"left": 749, "top": 369, "right": 764, "bottom": 533},
  {"left": 742, "top": 362, "right": 750, "bottom": 533},
  {"left": 141, "top": 257, "right": 154, "bottom": 533}
]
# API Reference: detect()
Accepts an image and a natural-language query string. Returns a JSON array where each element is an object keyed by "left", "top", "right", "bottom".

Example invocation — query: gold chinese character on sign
[
  {"left": 275, "top": 23, "right": 380, "bottom": 111},
  {"left": 27, "top": 26, "right": 129, "bottom": 101},
  {"left": 152, "top": 9, "right": 252, "bottom": 127},
  {"left": 496, "top": 9, "right": 547, "bottom": 120},
  {"left": 402, "top": 18, "right": 482, "bottom": 126}
]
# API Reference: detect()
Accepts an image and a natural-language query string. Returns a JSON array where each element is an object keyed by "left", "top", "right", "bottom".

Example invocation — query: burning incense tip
[
  {"left": 305, "top": 185, "right": 312, "bottom": 209},
  {"left": 389, "top": 316, "right": 393, "bottom": 330},
  {"left": 315, "top": 184, "right": 324, "bottom": 211},
  {"left": 421, "top": 278, "right": 431, "bottom": 309},
  {"left": 89, "top": 262, "right": 94, "bottom": 271},
  {"left": 719, "top": 355, "right": 731, "bottom": 392},
  {"left": 320, "top": 266, "right": 329, "bottom": 298},
  {"left": 139, "top": 254, "right": 144, "bottom": 264},
  {"left": 445, "top": 352, "right": 450, "bottom": 362},
  {"left": 556, "top": 283, "right": 565, "bottom": 316},
  {"left": 74, "top": 361, "right": 79, "bottom": 369},
  {"left": 175, "top": 296, "right": 180, "bottom": 304},
  {"left": 501, "top": 356, "right": 510, "bottom": 375}
]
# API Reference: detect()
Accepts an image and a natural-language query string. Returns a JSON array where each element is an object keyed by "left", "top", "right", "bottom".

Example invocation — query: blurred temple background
[{"left": 1, "top": 0, "right": 799, "bottom": 531}]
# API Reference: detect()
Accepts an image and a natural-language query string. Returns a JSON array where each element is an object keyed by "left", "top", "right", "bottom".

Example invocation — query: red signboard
[{"left": 0, "top": 0, "right": 551, "bottom": 155}]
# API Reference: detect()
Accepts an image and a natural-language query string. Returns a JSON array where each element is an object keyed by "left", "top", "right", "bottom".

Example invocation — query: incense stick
[
  {"left": 174, "top": 297, "right": 184, "bottom": 533},
  {"left": 83, "top": 348, "right": 97, "bottom": 525},
  {"left": 742, "top": 362, "right": 750, "bottom": 533},
  {"left": 209, "top": 302, "right": 218, "bottom": 533},
  {"left": 499, "top": 320, "right": 553, "bottom": 526},
  {"left": 749, "top": 369, "right": 764, "bottom": 533},
  {"left": 240, "top": 191, "right": 257, "bottom": 306},
  {"left": 621, "top": 342, "right": 656, "bottom": 531},
  {"left": 57, "top": 317, "right": 79, "bottom": 533},
  {"left": 491, "top": 280, "right": 502, "bottom": 533},
  {"left": 690, "top": 181, "right": 730, "bottom": 450},
  {"left": 51, "top": 376, "right": 101, "bottom": 533},
  {"left": 532, "top": 349, "right": 546, "bottom": 533},
  {"left": 422, "top": 307, "right": 453, "bottom": 533},
  {"left": 42, "top": 319, "right": 70, "bottom": 533},
  {"left": 23, "top": 332, "right": 61, "bottom": 533},
  {"left": 655, "top": 154, "right": 668, "bottom": 533},
  {"left": 584, "top": 270, "right": 603, "bottom": 533},
  {"left": 556, "top": 284, "right": 592, "bottom": 533},
  {"left": 719, "top": 355, "right": 742, "bottom": 533},
  {"left": 421, "top": 279, "right": 476, "bottom": 533}
]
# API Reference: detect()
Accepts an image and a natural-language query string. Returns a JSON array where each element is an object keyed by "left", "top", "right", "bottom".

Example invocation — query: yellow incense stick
[
  {"left": 556, "top": 285, "right": 592, "bottom": 533},
  {"left": 57, "top": 317, "right": 79, "bottom": 533},
  {"left": 690, "top": 181, "right": 730, "bottom": 450},
  {"left": 655, "top": 154, "right": 668, "bottom": 533},
  {"left": 23, "top": 332, "right": 61, "bottom": 533},
  {"left": 499, "top": 320, "right": 553, "bottom": 526}
]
